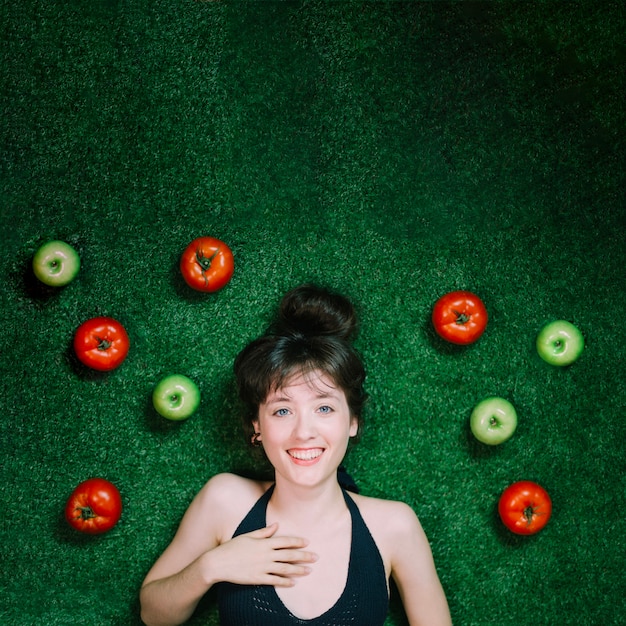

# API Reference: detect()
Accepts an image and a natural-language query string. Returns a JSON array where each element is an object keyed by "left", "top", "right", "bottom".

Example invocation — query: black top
[{"left": 217, "top": 484, "right": 389, "bottom": 625}]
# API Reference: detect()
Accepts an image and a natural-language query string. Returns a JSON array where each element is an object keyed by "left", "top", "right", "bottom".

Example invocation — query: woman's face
[{"left": 253, "top": 369, "right": 358, "bottom": 488}]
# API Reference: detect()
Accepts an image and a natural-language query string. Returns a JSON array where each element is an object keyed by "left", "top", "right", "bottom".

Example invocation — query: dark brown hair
[{"left": 234, "top": 284, "right": 367, "bottom": 444}]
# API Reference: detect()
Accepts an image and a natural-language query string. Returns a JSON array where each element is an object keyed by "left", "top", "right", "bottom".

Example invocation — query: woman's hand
[{"left": 208, "top": 523, "right": 317, "bottom": 587}]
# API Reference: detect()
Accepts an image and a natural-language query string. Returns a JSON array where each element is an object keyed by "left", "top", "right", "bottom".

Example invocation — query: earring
[{"left": 251, "top": 432, "right": 262, "bottom": 447}]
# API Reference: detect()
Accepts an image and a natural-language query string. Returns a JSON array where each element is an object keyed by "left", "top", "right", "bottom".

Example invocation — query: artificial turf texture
[{"left": 1, "top": 1, "right": 625, "bottom": 625}]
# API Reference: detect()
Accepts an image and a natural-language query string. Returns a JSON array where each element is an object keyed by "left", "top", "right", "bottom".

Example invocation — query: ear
[
  {"left": 252, "top": 419, "right": 261, "bottom": 435},
  {"left": 349, "top": 416, "right": 359, "bottom": 438}
]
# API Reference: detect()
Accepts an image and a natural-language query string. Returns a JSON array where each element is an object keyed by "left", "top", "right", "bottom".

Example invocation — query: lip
[{"left": 287, "top": 448, "right": 325, "bottom": 466}]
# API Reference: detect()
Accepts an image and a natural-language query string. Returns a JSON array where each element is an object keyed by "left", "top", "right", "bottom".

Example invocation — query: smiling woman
[
  {"left": 252, "top": 370, "right": 358, "bottom": 488},
  {"left": 139, "top": 285, "right": 452, "bottom": 626}
]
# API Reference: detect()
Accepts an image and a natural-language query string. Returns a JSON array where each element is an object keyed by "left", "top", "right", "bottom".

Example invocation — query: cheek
[{"left": 255, "top": 419, "right": 285, "bottom": 445}]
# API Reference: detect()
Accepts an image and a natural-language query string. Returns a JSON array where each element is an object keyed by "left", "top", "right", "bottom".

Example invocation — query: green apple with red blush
[
  {"left": 470, "top": 397, "right": 518, "bottom": 445},
  {"left": 536, "top": 320, "right": 584, "bottom": 366},
  {"left": 153, "top": 374, "right": 200, "bottom": 421}
]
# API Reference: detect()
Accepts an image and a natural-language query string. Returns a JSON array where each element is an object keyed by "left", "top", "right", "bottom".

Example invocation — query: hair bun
[{"left": 276, "top": 284, "right": 357, "bottom": 340}]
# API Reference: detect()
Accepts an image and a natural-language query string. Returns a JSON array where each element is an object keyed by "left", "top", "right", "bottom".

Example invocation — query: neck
[{"left": 268, "top": 474, "right": 346, "bottom": 524}]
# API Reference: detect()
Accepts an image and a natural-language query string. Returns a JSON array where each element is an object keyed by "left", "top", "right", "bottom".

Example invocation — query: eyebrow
[
  {"left": 266, "top": 394, "right": 292, "bottom": 404},
  {"left": 314, "top": 390, "right": 340, "bottom": 399},
  {"left": 265, "top": 389, "right": 340, "bottom": 404}
]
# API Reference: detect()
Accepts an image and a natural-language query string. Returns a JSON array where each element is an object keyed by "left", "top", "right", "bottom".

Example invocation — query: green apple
[
  {"left": 152, "top": 374, "right": 200, "bottom": 421},
  {"left": 32, "top": 240, "right": 80, "bottom": 287},
  {"left": 470, "top": 397, "right": 517, "bottom": 445},
  {"left": 536, "top": 320, "right": 584, "bottom": 366}
]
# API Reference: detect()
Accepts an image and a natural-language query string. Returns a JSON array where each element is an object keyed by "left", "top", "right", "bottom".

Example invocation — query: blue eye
[
  {"left": 275, "top": 408, "right": 290, "bottom": 417},
  {"left": 318, "top": 405, "right": 333, "bottom": 414}
]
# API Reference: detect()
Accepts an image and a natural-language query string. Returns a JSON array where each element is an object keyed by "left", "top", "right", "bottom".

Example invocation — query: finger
[
  {"left": 263, "top": 574, "right": 297, "bottom": 588},
  {"left": 268, "top": 562, "right": 313, "bottom": 579},
  {"left": 274, "top": 549, "right": 318, "bottom": 564},
  {"left": 268, "top": 535, "right": 310, "bottom": 550},
  {"left": 282, "top": 564, "right": 313, "bottom": 577}
]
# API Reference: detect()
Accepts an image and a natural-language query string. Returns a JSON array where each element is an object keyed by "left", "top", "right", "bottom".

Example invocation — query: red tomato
[
  {"left": 498, "top": 481, "right": 552, "bottom": 535},
  {"left": 73, "top": 316, "right": 130, "bottom": 371},
  {"left": 180, "top": 236, "right": 234, "bottom": 292},
  {"left": 65, "top": 478, "right": 122, "bottom": 535},
  {"left": 432, "top": 290, "right": 488, "bottom": 345}
]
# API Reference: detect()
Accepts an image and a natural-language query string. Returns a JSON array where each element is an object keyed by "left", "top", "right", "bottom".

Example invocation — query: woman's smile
[{"left": 287, "top": 447, "right": 325, "bottom": 464}]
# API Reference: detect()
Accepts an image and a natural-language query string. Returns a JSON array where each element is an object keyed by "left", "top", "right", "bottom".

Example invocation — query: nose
[{"left": 292, "top": 413, "right": 317, "bottom": 440}]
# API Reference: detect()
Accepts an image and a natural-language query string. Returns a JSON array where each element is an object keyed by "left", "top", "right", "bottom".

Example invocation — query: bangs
[
  {"left": 243, "top": 335, "right": 350, "bottom": 407},
  {"left": 264, "top": 358, "right": 342, "bottom": 403}
]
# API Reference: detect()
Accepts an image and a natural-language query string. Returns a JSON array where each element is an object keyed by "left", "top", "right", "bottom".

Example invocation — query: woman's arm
[
  {"left": 388, "top": 502, "right": 452, "bottom": 626},
  {"left": 139, "top": 474, "right": 316, "bottom": 626},
  {"left": 139, "top": 547, "right": 218, "bottom": 626}
]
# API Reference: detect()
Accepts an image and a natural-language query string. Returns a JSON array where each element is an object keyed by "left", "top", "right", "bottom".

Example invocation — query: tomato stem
[
  {"left": 196, "top": 246, "right": 221, "bottom": 287},
  {"left": 195, "top": 247, "right": 220, "bottom": 271},
  {"left": 452, "top": 309, "right": 471, "bottom": 325},
  {"left": 523, "top": 505, "right": 535, "bottom": 525},
  {"left": 75, "top": 506, "right": 97, "bottom": 520},
  {"left": 95, "top": 336, "right": 112, "bottom": 351}
]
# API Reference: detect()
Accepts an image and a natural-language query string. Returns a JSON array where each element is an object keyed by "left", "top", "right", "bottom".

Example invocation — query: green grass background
[{"left": 1, "top": 1, "right": 625, "bottom": 624}]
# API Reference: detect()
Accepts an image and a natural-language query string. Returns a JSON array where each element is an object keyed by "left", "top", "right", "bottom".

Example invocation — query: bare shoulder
[
  {"left": 347, "top": 492, "right": 430, "bottom": 571},
  {"left": 349, "top": 492, "right": 421, "bottom": 537},
  {"left": 198, "top": 472, "right": 269, "bottom": 506},
  {"left": 141, "top": 473, "right": 270, "bottom": 587},
  {"left": 195, "top": 473, "right": 271, "bottom": 540}
]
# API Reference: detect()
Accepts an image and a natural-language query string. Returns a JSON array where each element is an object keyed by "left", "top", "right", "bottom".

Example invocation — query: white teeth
[{"left": 289, "top": 449, "right": 323, "bottom": 461}]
